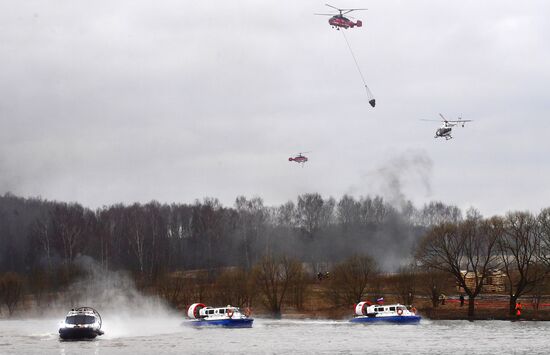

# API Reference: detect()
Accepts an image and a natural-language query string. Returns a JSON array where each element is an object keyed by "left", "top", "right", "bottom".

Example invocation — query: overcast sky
[{"left": 1, "top": 0, "right": 549, "bottom": 216}]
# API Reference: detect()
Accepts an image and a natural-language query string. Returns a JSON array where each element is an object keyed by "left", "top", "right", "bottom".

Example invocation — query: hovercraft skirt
[
  {"left": 187, "top": 318, "right": 254, "bottom": 328},
  {"left": 350, "top": 315, "right": 421, "bottom": 324},
  {"left": 59, "top": 328, "right": 104, "bottom": 340}
]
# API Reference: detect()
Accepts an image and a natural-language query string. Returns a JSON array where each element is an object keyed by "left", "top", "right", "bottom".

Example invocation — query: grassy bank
[{"left": 237, "top": 283, "right": 550, "bottom": 321}]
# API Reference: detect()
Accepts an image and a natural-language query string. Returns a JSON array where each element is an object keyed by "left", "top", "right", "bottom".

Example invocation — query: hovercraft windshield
[{"left": 65, "top": 315, "right": 96, "bottom": 324}]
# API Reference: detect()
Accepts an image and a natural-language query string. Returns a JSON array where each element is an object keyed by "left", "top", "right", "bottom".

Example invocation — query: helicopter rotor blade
[
  {"left": 438, "top": 113, "right": 448, "bottom": 122},
  {"left": 420, "top": 119, "right": 443, "bottom": 122},
  {"left": 314, "top": 13, "right": 335, "bottom": 16},
  {"left": 342, "top": 8, "right": 367, "bottom": 14},
  {"left": 325, "top": 3, "right": 341, "bottom": 11}
]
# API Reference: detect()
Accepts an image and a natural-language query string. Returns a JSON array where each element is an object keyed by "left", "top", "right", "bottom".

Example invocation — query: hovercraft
[
  {"left": 59, "top": 307, "right": 104, "bottom": 340},
  {"left": 185, "top": 303, "right": 253, "bottom": 328},
  {"left": 350, "top": 302, "right": 421, "bottom": 324}
]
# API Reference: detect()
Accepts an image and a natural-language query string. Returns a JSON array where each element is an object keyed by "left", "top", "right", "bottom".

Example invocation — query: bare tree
[
  {"left": 253, "top": 255, "right": 302, "bottom": 318},
  {"left": 96, "top": 207, "right": 116, "bottom": 270},
  {"left": 359, "top": 196, "right": 390, "bottom": 225},
  {"left": 156, "top": 273, "right": 187, "bottom": 307},
  {"left": 538, "top": 208, "right": 550, "bottom": 267},
  {"left": 337, "top": 195, "right": 361, "bottom": 230},
  {"left": 297, "top": 193, "right": 334, "bottom": 239},
  {"left": 30, "top": 216, "right": 52, "bottom": 270},
  {"left": 417, "top": 267, "right": 452, "bottom": 308},
  {"left": 326, "top": 255, "right": 378, "bottom": 306},
  {"left": 126, "top": 204, "right": 147, "bottom": 273},
  {"left": 235, "top": 196, "right": 266, "bottom": 269},
  {"left": 213, "top": 268, "right": 254, "bottom": 307},
  {"left": 390, "top": 264, "right": 417, "bottom": 305},
  {"left": 28, "top": 268, "right": 51, "bottom": 310},
  {"left": 166, "top": 204, "right": 193, "bottom": 270},
  {"left": 51, "top": 203, "right": 87, "bottom": 265},
  {"left": 418, "top": 201, "right": 462, "bottom": 227},
  {"left": 498, "top": 212, "right": 547, "bottom": 316},
  {"left": 288, "top": 266, "right": 309, "bottom": 311},
  {"left": 191, "top": 198, "right": 227, "bottom": 275},
  {"left": 0, "top": 272, "right": 24, "bottom": 316},
  {"left": 276, "top": 201, "right": 296, "bottom": 227},
  {"left": 416, "top": 218, "right": 500, "bottom": 317},
  {"left": 144, "top": 201, "right": 169, "bottom": 278}
]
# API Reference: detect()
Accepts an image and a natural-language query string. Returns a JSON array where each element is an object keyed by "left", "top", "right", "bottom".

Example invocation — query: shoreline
[{"left": 260, "top": 310, "right": 550, "bottom": 322}]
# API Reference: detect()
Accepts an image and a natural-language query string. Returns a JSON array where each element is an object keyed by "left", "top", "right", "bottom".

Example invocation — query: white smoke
[{"left": 46, "top": 256, "right": 185, "bottom": 338}]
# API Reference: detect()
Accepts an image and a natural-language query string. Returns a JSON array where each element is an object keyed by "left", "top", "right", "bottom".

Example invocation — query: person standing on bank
[{"left": 515, "top": 302, "right": 522, "bottom": 318}]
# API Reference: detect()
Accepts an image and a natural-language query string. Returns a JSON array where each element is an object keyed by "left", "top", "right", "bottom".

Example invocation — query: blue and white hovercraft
[
  {"left": 58, "top": 307, "right": 104, "bottom": 340},
  {"left": 185, "top": 303, "right": 254, "bottom": 328},
  {"left": 350, "top": 301, "right": 421, "bottom": 324}
]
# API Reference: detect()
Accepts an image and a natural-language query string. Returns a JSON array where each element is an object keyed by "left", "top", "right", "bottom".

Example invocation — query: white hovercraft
[
  {"left": 185, "top": 303, "right": 254, "bottom": 328},
  {"left": 58, "top": 307, "right": 104, "bottom": 340},
  {"left": 350, "top": 302, "right": 421, "bottom": 324}
]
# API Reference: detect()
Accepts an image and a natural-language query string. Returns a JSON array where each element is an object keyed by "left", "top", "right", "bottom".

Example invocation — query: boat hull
[
  {"left": 59, "top": 327, "right": 104, "bottom": 340},
  {"left": 350, "top": 315, "right": 421, "bottom": 324},
  {"left": 185, "top": 318, "right": 254, "bottom": 328}
]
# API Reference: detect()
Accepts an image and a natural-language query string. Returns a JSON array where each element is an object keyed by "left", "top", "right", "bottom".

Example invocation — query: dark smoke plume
[{"left": 368, "top": 150, "right": 433, "bottom": 211}]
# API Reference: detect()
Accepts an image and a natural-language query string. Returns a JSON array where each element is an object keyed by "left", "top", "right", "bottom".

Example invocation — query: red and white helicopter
[
  {"left": 315, "top": 4, "right": 366, "bottom": 30},
  {"left": 422, "top": 113, "right": 473, "bottom": 140},
  {"left": 288, "top": 152, "right": 309, "bottom": 166}
]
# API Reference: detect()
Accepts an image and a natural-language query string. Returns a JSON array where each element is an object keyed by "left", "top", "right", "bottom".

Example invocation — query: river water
[{"left": 0, "top": 316, "right": 548, "bottom": 354}]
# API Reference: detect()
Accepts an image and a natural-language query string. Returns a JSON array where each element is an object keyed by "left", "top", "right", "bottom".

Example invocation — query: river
[{"left": 0, "top": 317, "right": 547, "bottom": 354}]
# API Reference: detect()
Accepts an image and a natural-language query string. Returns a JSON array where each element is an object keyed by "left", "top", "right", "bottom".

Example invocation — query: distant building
[{"left": 457, "top": 269, "right": 506, "bottom": 293}]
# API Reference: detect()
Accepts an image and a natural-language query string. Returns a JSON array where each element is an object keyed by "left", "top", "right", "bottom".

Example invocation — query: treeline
[
  {"left": 0, "top": 192, "right": 462, "bottom": 277},
  {"left": 416, "top": 210, "right": 550, "bottom": 317},
  {"left": 2, "top": 192, "right": 550, "bottom": 320}
]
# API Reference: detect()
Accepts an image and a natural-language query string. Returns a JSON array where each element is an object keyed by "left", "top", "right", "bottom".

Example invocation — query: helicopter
[
  {"left": 315, "top": 4, "right": 366, "bottom": 30},
  {"left": 288, "top": 152, "right": 309, "bottom": 166},
  {"left": 421, "top": 114, "right": 472, "bottom": 140}
]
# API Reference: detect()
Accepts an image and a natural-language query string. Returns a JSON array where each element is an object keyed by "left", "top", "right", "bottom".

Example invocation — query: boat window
[
  {"left": 220, "top": 309, "right": 226, "bottom": 314},
  {"left": 389, "top": 307, "right": 396, "bottom": 311},
  {"left": 208, "top": 310, "right": 214, "bottom": 314},
  {"left": 65, "top": 315, "right": 95, "bottom": 324}
]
